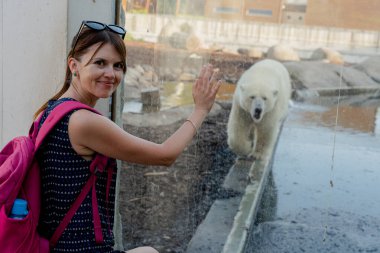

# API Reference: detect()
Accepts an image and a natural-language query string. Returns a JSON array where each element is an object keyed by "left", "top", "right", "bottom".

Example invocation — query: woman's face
[{"left": 73, "top": 42, "right": 125, "bottom": 102}]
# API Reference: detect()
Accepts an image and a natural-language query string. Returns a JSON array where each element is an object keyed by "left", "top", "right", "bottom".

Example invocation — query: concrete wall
[
  {"left": 0, "top": 0, "right": 118, "bottom": 146},
  {"left": 67, "top": 0, "right": 117, "bottom": 118},
  {"left": 1, "top": 0, "right": 124, "bottom": 250},
  {"left": 0, "top": 0, "right": 68, "bottom": 146}
]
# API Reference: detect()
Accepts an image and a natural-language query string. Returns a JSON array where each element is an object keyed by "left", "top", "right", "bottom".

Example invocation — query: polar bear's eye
[
  {"left": 263, "top": 97, "right": 267, "bottom": 101},
  {"left": 250, "top": 96, "right": 255, "bottom": 99}
]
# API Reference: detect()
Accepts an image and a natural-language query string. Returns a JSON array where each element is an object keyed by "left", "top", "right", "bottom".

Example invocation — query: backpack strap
[
  {"left": 33, "top": 101, "right": 100, "bottom": 149},
  {"left": 32, "top": 101, "right": 112, "bottom": 248},
  {"left": 49, "top": 155, "right": 111, "bottom": 248}
]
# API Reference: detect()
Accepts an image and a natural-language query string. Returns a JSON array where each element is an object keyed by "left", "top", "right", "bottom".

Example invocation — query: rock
[
  {"left": 335, "top": 66, "right": 380, "bottom": 87},
  {"left": 209, "top": 43, "right": 224, "bottom": 52},
  {"left": 169, "top": 32, "right": 188, "bottom": 49},
  {"left": 135, "top": 64, "right": 145, "bottom": 74},
  {"left": 284, "top": 61, "right": 347, "bottom": 89},
  {"left": 125, "top": 67, "right": 141, "bottom": 81},
  {"left": 292, "top": 88, "right": 320, "bottom": 102},
  {"left": 267, "top": 44, "right": 300, "bottom": 61},
  {"left": 139, "top": 78, "right": 154, "bottom": 89},
  {"left": 185, "top": 33, "right": 202, "bottom": 51},
  {"left": 124, "top": 76, "right": 139, "bottom": 87},
  {"left": 189, "top": 53, "right": 202, "bottom": 59},
  {"left": 142, "top": 64, "right": 155, "bottom": 73},
  {"left": 238, "top": 47, "right": 263, "bottom": 58},
  {"left": 124, "top": 85, "right": 140, "bottom": 100},
  {"left": 142, "top": 70, "right": 158, "bottom": 83},
  {"left": 310, "top": 47, "right": 344, "bottom": 65},
  {"left": 179, "top": 22, "right": 193, "bottom": 34},
  {"left": 158, "top": 21, "right": 202, "bottom": 51},
  {"left": 179, "top": 72, "right": 197, "bottom": 81},
  {"left": 369, "top": 89, "right": 380, "bottom": 99},
  {"left": 248, "top": 48, "right": 264, "bottom": 58},
  {"left": 354, "top": 56, "right": 380, "bottom": 83},
  {"left": 237, "top": 48, "right": 250, "bottom": 56},
  {"left": 222, "top": 47, "right": 239, "bottom": 55},
  {"left": 157, "top": 20, "right": 180, "bottom": 44},
  {"left": 125, "top": 64, "right": 160, "bottom": 89},
  {"left": 159, "top": 67, "right": 179, "bottom": 81}
]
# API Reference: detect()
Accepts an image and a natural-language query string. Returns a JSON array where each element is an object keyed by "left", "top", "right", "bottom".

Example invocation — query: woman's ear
[{"left": 68, "top": 57, "right": 77, "bottom": 75}]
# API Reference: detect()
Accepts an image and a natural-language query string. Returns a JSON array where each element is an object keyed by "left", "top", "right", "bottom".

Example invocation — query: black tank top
[{"left": 37, "top": 98, "right": 120, "bottom": 252}]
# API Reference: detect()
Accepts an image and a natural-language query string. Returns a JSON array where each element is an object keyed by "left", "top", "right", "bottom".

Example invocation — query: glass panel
[{"left": 119, "top": 0, "right": 380, "bottom": 252}]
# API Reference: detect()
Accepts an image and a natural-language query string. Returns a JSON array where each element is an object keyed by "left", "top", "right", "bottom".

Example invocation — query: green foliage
[{"left": 130, "top": 8, "right": 148, "bottom": 14}]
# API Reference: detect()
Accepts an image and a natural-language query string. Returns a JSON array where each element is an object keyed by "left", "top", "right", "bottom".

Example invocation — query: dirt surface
[{"left": 119, "top": 102, "right": 237, "bottom": 252}]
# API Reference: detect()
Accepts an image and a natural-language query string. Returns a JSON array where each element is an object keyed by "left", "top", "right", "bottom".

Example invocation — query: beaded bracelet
[{"left": 185, "top": 119, "right": 198, "bottom": 135}]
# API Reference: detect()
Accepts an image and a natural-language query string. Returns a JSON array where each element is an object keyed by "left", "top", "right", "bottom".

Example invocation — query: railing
[{"left": 124, "top": 14, "right": 380, "bottom": 53}]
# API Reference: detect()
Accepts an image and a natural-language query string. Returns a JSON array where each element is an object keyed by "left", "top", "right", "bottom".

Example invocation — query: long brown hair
[{"left": 34, "top": 26, "right": 127, "bottom": 119}]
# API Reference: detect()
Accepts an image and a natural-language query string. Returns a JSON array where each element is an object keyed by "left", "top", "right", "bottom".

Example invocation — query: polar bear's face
[{"left": 239, "top": 85, "right": 279, "bottom": 123}]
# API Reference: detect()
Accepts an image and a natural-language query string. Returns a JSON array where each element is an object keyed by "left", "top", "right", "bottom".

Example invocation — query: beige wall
[
  {"left": 0, "top": 0, "right": 117, "bottom": 145},
  {"left": 0, "top": 1, "right": 3, "bottom": 147},
  {"left": 0, "top": 1, "right": 123, "bottom": 249},
  {"left": 0, "top": 0, "right": 68, "bottom": 146},
  {"left": 67, "top": 0, "right": 117, "bottom": 118}
]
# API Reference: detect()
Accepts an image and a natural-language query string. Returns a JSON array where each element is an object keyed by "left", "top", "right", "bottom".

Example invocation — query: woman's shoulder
[
  {"left": 67, "top": 106, "right": 115, "bottom": 157},
  {"left": 69, "top": 107, "right": 109, "bottom": 131},
  {"left": 44, "top": 97, "right": 78, "bottom": 115},
  {"left": 39, "top": 98, "right": 82, "bottom": 127}
]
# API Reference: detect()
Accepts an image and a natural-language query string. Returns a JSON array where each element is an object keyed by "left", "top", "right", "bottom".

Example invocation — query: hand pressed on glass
[{"left": 193, "top": 64, "right": 222, "bottom": 113}]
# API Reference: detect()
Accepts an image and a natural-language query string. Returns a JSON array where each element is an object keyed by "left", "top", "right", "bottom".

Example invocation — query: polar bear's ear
[{"left": 273, "top": 90, "right": 278, "bottom": 97}]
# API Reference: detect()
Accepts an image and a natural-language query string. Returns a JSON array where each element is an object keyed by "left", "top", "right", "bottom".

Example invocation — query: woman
[{"left": 35, "top": 21, "right": 221, "bottom": 253}]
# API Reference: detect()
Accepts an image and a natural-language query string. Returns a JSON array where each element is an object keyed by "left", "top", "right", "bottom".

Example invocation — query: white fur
[{"left": 227, "top": 59, "right": 291, "bottom": 160}]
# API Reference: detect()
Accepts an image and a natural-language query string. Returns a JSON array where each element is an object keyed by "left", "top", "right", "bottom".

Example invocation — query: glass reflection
[{"left": 119, "top": 1, "right": 380, "bottom": 252}]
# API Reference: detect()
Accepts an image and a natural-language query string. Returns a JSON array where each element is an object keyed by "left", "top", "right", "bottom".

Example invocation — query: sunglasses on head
[{"left": 71, "top": 20, "right": 126, "bottom": 52}]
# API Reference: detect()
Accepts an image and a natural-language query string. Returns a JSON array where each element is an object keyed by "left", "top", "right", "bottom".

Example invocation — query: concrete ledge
[
  {"left": 313, "top": 86, "right": 380, "bottom": 96},
  {"left": 186, "top": 197, "right": 242, "bottom": 253},
  {"left": 186, "top": 122, "right": 283, "bottom": 253},
  {"left": 222, "top": 123, "right": 284, "bottom": 253},
  {"left": 222, "top": 158, "right": 272, "bottom": 253},
  {"left": 186, "top": 157, "right": 254, "bottom": 253}
]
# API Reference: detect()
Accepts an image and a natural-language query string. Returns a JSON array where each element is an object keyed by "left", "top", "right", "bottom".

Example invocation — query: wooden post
[
  {"left": 141, "top": 87, "right": 161, "bottom": 112},
  {"left": 175, "top": 0, "right": 181, "bottom": 16},
  {"left": 278, "top": 0, "right": 285, "bottom": 24},
  {"left": 145, "top": 0, "right": 151, "bottom": 13}
]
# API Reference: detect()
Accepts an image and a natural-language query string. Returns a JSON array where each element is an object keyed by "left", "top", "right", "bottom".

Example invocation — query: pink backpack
[{"left": 0, "top": 101, "right": 113, "bottom": 252}]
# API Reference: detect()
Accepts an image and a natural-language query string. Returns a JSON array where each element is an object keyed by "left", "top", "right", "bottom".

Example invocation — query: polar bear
[{"left": 227, "top": 59, "right": 291, "bottom": 160}]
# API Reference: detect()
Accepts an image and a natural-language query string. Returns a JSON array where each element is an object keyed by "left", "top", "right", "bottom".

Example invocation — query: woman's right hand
[{"left": 192, "top": 64, "right": 222, "bottom": 113}]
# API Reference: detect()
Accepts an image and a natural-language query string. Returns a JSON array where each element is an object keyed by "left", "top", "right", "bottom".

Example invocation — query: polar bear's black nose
[{"left": 254, "top": 108, "right": 262, "bottom": 119}]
